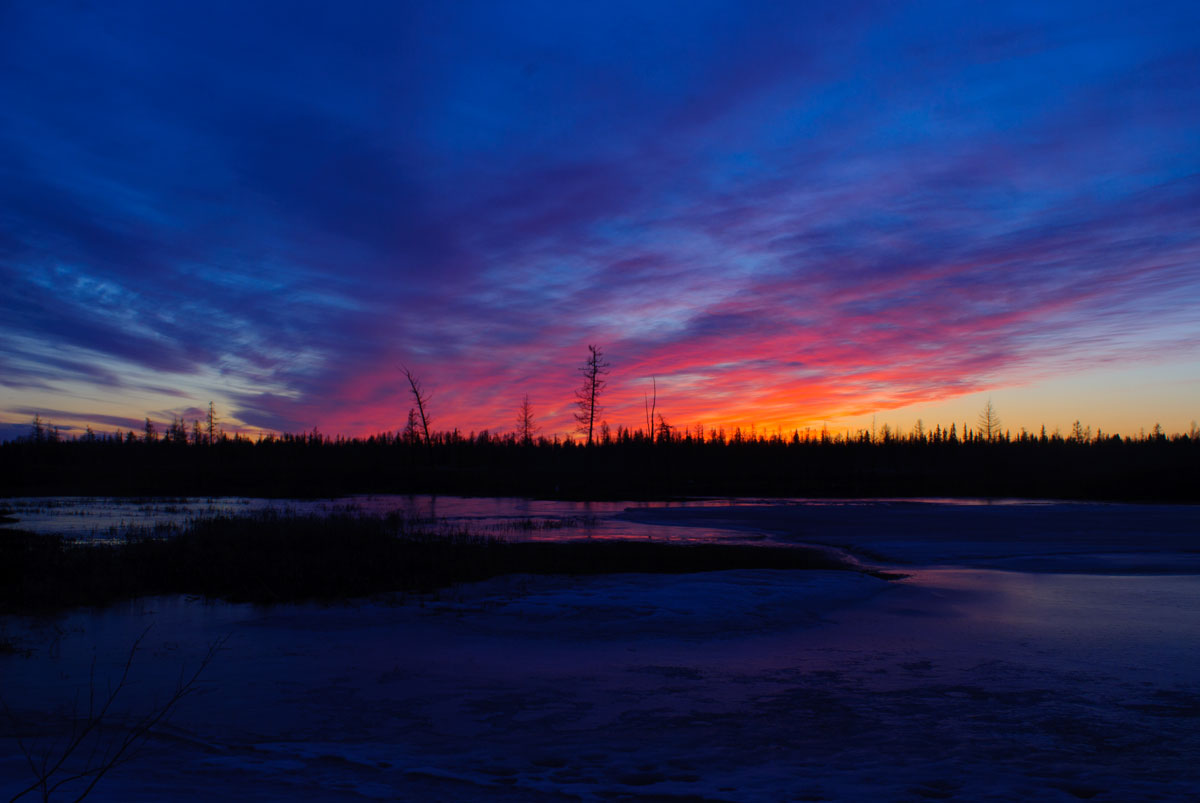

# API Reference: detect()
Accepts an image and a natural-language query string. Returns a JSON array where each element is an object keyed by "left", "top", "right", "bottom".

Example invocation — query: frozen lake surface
[
  {"left": 619, "top": 499, "right": 1200, "bottom": 573},
  {"left": 3, "top": 498, "right": 1200, "bottom": 800},
  {"left": 0, "top": 494, "right": 792, "bottom": 544}
]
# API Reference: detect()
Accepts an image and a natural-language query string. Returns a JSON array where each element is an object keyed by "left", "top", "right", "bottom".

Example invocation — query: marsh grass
[
  {"left": 0, "top": 511, "right": 858, "bottom": 612},
  {"left": 0, "top": 631, "right": 27, "bottom": 657},
  {"left": 484, "top": 515, "right": 599, "bottom": 532}
]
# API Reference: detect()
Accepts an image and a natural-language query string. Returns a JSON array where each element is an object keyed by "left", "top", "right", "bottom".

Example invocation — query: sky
[{"left": 2, "top": 1, "right": 1198, "bottom": 442}]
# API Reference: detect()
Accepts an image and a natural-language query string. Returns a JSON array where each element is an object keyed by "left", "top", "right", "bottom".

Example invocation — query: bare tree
[
  {"left": 401, "top": 366, "right": 432, "bottom": 445},
  {"left": 977, "top": 398, "right": 1001, "bottom": 442},
  {"left": 643, "top": 377, "right": 656, "bottom": 442},
  {"left": 516, "top": 394, "right": 538, "bottom": 446},
  {"left": 574, "top": 345, "right": 610, "bottom": 447},
  {"left": 401, "top": 366, "right": 433, "bottom": 466},
  {"left": 656, "top": 413, "right": 672, "bottom": 443}
]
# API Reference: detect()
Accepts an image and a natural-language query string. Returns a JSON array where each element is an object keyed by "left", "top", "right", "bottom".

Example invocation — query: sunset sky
[{"left": 2, "top": 1, "right": 1198, "bottom": 442}]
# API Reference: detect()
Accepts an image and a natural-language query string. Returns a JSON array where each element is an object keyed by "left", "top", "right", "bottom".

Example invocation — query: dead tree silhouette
[
  {"left": 977, "top": 398, "right": 1001, "bottom": 442},
  {"left": 517, "top": 394, "right": 538, "bottom": 446},
  {"left": 401, "top": 365, "right": 434, "bottom": 467},
  {"left": 574, "top": 345, "right": 610, "bottom": 447}
]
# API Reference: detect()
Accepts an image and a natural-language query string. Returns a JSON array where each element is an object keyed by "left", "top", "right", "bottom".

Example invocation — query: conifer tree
[
  {"left": 977, "top": 399, "right": 1001, "bottom": 441},
  {"left": 516, "top": 394, "right": 538, "bottom": 445}
]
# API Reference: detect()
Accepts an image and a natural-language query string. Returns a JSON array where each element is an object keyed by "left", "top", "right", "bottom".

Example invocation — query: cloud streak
[{"left": 1, "top": 1, "right": 1197, "bottom": 438}]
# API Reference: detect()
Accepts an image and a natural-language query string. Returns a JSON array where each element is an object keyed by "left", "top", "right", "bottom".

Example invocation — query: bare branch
[{"left": 4, "top": 629, "right": 227, "bottom": 803}]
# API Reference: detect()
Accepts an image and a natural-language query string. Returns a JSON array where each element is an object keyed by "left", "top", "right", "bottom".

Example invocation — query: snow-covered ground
[
  {"left": 621, "top": 500, "right": 1200, "bottom": 572},
  {"left": 3, "top": 500, "right": 1200, "bottom": 800}
]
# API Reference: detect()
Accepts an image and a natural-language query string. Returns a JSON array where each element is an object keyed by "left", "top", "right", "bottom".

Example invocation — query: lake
[
  {"left": 3, "top": 496, "right": 1200, "bottom": 800},
  {"left": 0, "top": 494, "right": 1078, "bottom": 548}
]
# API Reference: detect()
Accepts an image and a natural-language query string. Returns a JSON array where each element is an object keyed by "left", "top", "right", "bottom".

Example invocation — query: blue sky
[{"left": 2, "top": 1, "right": 1198, "bottom": 440}]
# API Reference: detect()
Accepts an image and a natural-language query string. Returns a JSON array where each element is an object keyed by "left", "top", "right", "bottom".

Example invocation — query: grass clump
[{"left": 1, "top": 511, "right": 861, "bottom": 612}]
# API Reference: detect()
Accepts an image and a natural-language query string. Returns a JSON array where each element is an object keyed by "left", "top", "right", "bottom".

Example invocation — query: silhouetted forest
[{"left": 3, "top": 418, "right": 1197, "bottom": 502}]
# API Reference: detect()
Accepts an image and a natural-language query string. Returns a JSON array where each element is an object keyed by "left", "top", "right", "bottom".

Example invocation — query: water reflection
[
  {"left": 0, "top": 494, "right": 765, "bottom": 545},
  {"left": 6, "top": 496, "right": 1169, "bottom": 559}
]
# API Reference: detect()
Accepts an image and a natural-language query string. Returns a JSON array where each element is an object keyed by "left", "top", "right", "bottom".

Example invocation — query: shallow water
[{"left": 0, "top": 494, "right": 1075, "bottom": 546}]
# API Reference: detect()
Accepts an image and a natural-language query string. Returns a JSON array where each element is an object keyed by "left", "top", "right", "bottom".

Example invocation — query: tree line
[
  {"left": 5, "top": 346, "right": 1197, "bottom": 501},
  {"left": 5, "top": 411, "right": 1198, "bottom": 502}
]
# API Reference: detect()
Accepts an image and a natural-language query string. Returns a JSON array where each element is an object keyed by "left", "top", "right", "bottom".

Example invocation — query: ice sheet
[
  {"left": 4, "top": 500, "right": 1200, "bottom": 800},
  {"left": 618, "top": 500, "right": 1200, "bottom": 571},
  {"left": 4, "top": 565, "right": 1200, "bottom": 800}
]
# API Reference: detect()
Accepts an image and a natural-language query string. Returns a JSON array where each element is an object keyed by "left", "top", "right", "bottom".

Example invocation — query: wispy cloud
[{"left": 1, "top": 1, "right": 1197, "bottom": 438}]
